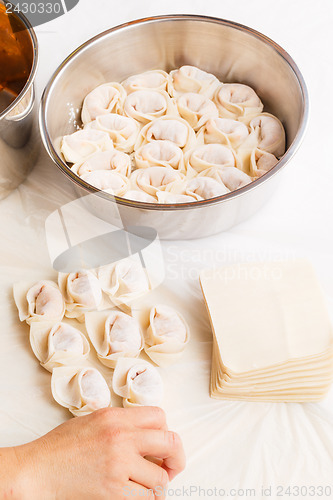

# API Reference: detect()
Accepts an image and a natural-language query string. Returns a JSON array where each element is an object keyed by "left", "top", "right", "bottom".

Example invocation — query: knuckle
[
  {"left": 167, "top": 430, "right": 181, "bottom": 449},
  {"left": 156, "top": 467, "right": 169, "bottom": 488},
  {"left": 150, "top": 406, "right": 166, "bottom": 422}
]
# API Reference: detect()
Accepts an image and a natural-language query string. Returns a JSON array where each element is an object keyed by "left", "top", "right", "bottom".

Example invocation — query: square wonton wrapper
[
  {"left": 200, "top": 260, "right": 333, "bottom": 402},
  {"left": 85, "top": 309, "right": 144, "bottom": 369}
]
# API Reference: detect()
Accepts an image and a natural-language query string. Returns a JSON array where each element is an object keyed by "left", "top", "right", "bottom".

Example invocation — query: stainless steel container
[
  {"left": 0, "top": 9, "right": 39, "bottom": 200},
  {"left": 39, "top": 15, "right": 308, "bottom": 239}
]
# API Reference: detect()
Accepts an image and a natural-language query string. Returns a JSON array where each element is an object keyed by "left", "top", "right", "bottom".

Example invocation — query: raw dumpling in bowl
[
  {"left": 144, "top": 304, "right": 190, "bottom": 366},
  {"left": 123, "top": 190, "right": 157, "bottom": 203},
  {"left": 213, "top": 83, "right": 263, "bottom": 121},
  {"left": 130, "top": 166, "right": 184, "bottom": 197},
  {"left": 135, "top": 116, "right": 197, "bottom": 152},
  {"left": 123, "top": 89, "right": 178, "bottom": 125},
  {"left": 169, "top": 65, "right": 220, "bottom": 97},
  {"left": 81, "top": 82, "right": 127, "bottom": 124},
  {"left": 13, "top": 280, "right": 65, "bottom": 326},
  {"left": 250, "top": 148, "right": 279, "bottom": 178},
  {"left": 85, "top": 114, "right": 140, "bottom": 153},
  {"left": 122, "top": 70, "right": 171, "bottom": 94},
  {"left": 112, "top": 357, "right": 163, "bottom": 408},
  {"left": 58, "top": 270, "right": 104, "bottom": 322},
  {"left": 85, "top": 310, "right": 144, "bottom": 368},
  {"left": 61, "top": 129, "right": 113, "bottom": 164},
  {"left": 80, "top": 170, "right": 130, "bottom": 196},
  {"left": 176, "top": 92, "right": 219, "bottom": 131},
  {"left": 199, "top": 166, "right": 252, "bottom": 191},
  {"left": 197, "top": 117, "right": 249, "bottom": 149},
  {"left": 51, "top": 366, "right": 111, "bottom": 416},
  {"left": 98, "top": 256, "right": 150, "bottom": 311},
  {"left": 249, "top": 113, "right": 286, "bottom": 157},
  {"left": 72, "top": 150, "right": 131, "bottom": 177},
  {"left": 30, "top": 321, "right": 90, "bottom": 372},
  {"left": 135, "top": 140, "right": 184, "bottom": 171},
  {"left": 184, "top": 144, "right": 236, "bottom": 176},
  {"left": 156, "top": 191, "right": 197, "bottom": 204},
  {"left": 185, "top": 177, "right": 229, "bottom": 201}
]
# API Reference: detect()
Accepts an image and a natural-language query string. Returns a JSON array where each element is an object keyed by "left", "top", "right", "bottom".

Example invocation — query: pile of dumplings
[
  {"left": 13, "top": 258, "right": 190, "bottom": 416},
  {"left": 61, "top": 65, "right": 286, "bottom": 204}
]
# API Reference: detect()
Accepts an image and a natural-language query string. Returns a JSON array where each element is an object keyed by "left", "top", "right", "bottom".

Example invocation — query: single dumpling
[
  {"left": 144, "top": 304, "right": 190, "bottom": 366},
  {"left": 13, "top": 280, "right": 65, "bottom": 325},
  {"left": 213, "top": 83, "right": 263, "bottom": 120},
  {"left": 176, "top": 92, "right": 219, "bottom": 131},
  {"left": 135, "top": 140, "right": 184, "bottom": 171},
  {"left": 98, "top": 257, "right": 150, "bottom": 311},
  {"left": 249, "top": 113, "right": 286, "bottom": 157},
  {"left": 58, "top": 270, "right": 104, "bottom": 321},
  {"left": 197, "top": 117, "right": 249, "bottom": 149},
  {"left": 130, "top": 166, "right": 184, "bottom": 196},
  {"left": 250, "top": 148, "right": 279, "bottom": 178},
  {"left": 112, "top": 358, "right": 163, "bottom": 407},
  {"left": 80, "top": 170, "right": 130, "bottom": 196},
  {"left": 72, "top": 150, "right": 131, "bottom": 178},
  {"left": 184, "top": 144, "right": 236, "bottom": 176},
  {"left": 199, "top": 166, "right": 252, "bottom": 191},
  {"left": 81, "top": 82, "right": 127, "bottom": 124},
  {"left": 135, "top": 116, "right": 197, "bottom": 152},
  {"left": 123, "top": 190, "right": 157, "bottom": 203},
  {"left": 85, "top": 113, "right": 140, "bottom": 153},
  {"left": 169, "top": 65, "right": 220, "bottom": 97},
  {"left": 185, "top": 177, "right": 229, "bottom": 200},
  {"left": 51, "top": 366, "right": 111, "bottom": 417},
  {"left": 85, "top": 310, "right": 144, "bottom": 368},
  {"left": 61, "top": 129, "right": 113, "bottom": 164},
  {"left": 123, "top": 89, "right": 178, "bottom": 125},
  {"left": 122, "top": 70, "right": 171, "bottom": 94},
  {"left": 30, "top": 321, "right": 90, "bottom": 372},
  {"left": 156, "top": 191, "right": 197, "bottom": 204}
]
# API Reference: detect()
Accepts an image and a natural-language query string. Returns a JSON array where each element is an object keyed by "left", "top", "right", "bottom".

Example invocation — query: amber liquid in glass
[{"left": 0, "top": 3, "right": 33, "bottom": 113}]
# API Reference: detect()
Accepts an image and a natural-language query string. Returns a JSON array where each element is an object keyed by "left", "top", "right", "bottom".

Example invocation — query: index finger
[{"left": 123, "top": 406, "right": 168, "bottom": 430}]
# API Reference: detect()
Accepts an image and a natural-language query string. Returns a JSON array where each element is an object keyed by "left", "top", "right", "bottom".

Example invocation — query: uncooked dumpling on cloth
[
  {"left": 112, "top": 357, "right": 163, "bottom": 407},
  {"left": 198, "top": 117, "right": 249, "bottom": 149},
  {"left": 144, "top": 304, "right": 190, "bottom": 366},
  {"left": 85, "top": 310, "right": 144, "bottom": 368},
  {"left": 72, "top": 150, "right": 131, "bottom": 177},
  {"left": 170, "top": 65, "right": 220, "bottom": 97},
  {"left": 58, "top": 270, "right": 104, "bottom": 321},
  {"left": 250, "top": 148, "right": 279, "bottom": 178},
  {"left": 61, "top": 129, "right": 113, "bottom": 164},
  {"left": 185, "top": 177, "right": 229, "bottom": 200},
  {"left": 135, "top": 116, "right": 197, "bottom": 152},
  {"left": 51, "top": 366, "right": 111, "bottom": 416},
  {"left": 80, "top": 170, "right": 129, "bottom": 195},
  {"left": 98, "top": 257, "right": 150, "bottom": 311},
  {"left": 249, "top": 113, "right": 286, "bottom": 157},
  {"left": 184, "top": 144, "right": 236, "bottom": 176},
  {"left": 85, "top": 113, "right": 140, "bottom": 153},
  {"left": 156, "top": 191, "right": 197, "bottom": 204},
  {"left": 135, "top": 140, "right": 184, "bottom": 171},
  {"left": 123, "top": 89, "right": 178, "bottom": 125},
  {"left": 176, "top": 92, "right": 219, "bottom": 131},
  {"left": 199, "top": 166, "right": 252, "bottom": 191},
  {"left": 30, "top": 321, "right": 90, "bottom": 372},
  {"left": 213, "top": 83, "right": 263, "bottom": 120},
  {"left": 123, "top": 190, "right": 157, "bottom": 203},
  {"left": 130, "top": 166, "right": 183, "bottom": 196},
  {"left": 81, "top": 82, "right": 127, "bottom": 124},
  {"left": 13, "top": 280, "right": 65, "bottom": 326},
  {"left": 122, "top": 70, "right": 171, "bottom": 94}
]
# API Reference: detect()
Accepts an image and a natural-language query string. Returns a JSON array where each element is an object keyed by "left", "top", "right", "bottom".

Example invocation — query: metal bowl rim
[{"left": 39, "top": 13, "right": 309, "bottom": 211}]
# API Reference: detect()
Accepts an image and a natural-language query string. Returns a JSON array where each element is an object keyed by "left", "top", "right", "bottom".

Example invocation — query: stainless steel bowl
[
  {"left": 40, "top": 15, "right": 308, "bottom": 239},
  {"left": 0, "top": 8, "right": 39, "bottom": 200}
]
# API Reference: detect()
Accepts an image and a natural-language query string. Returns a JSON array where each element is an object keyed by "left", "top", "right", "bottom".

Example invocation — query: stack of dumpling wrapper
[{"left": 200, "top": 261, "right": 333, "bottom": 402}]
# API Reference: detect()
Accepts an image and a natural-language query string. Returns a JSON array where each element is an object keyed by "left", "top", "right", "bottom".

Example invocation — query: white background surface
[{"left": 1, "top": 1, "right": 333, "bottom": 498}]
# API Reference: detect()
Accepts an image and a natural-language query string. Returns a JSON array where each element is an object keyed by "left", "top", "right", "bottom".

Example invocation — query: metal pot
[
  {"left": 0, "top": 7, "right": 39, "bottom": 200},
  {"left": 39, "top": 15, "right": 308, "bottom": 239}
]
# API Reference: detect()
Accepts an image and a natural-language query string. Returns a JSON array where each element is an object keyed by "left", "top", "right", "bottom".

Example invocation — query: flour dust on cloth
[{"left": 200, "top": 260, "right": 333, "bottom": 402}]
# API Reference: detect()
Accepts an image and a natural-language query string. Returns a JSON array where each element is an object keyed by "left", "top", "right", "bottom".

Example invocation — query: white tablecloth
[{"left": 1, "top": 1, "right": 333, "bottom": 498}]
